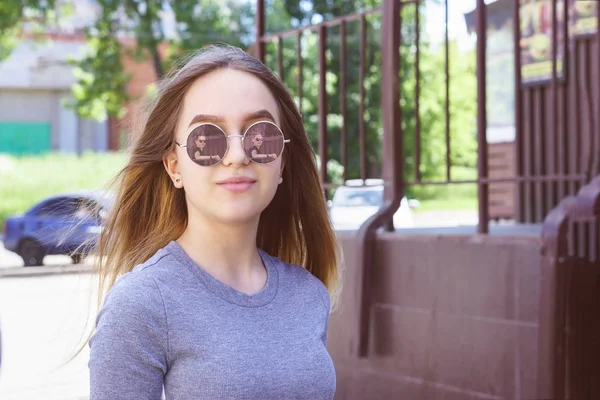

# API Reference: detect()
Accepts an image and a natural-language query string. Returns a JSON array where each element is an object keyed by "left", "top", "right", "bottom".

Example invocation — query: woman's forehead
[{"left": 181, "top": 69, "right": 280, "bottom": 127}]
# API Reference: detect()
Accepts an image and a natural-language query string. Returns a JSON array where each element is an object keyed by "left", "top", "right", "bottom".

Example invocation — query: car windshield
[{"left": 332, "top": 188, "right": 383, "bottom": 207}]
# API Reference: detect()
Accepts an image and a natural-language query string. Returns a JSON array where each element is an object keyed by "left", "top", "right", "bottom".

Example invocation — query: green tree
[
  {"left": 1, "top": 0, "right": 477, "bottom": 196},
  {"left": 67, "top": 3, "right": 130, "bottom": 121},
  {"left": 262, "top": 0, "right": 477, "bottom": 195},
  {"left": 66, "top": 0, "right": 255, "bottom": 121},
  {"left": 0, "top": 0, "right": 57, "bottom": 61}
]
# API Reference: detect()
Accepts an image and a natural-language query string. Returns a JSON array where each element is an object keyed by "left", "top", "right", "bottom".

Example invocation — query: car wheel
[
  {"left": 70, "top": 253, "right": 84, "bottom": 264},
  {"left": 19, "top": 239, "right": 46, "bottom": 267}
]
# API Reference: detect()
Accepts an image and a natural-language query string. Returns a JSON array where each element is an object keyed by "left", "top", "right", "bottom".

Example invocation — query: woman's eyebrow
[
  {"left": 188, "top": 114, "right": 224, "bottom": 127},
  {"left": 187, "top": 109, "right": 276, "bottom": 128},
  {"left": 243, "top": 109, "right": 275, "bottom": 122}
]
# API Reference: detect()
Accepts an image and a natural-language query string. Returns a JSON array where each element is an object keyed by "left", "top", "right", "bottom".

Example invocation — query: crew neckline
[{"left": 165, "top": 240, "right": 279, "bottom": 308}]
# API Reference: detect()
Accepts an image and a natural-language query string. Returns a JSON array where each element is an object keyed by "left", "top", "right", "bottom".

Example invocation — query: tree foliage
[
  {"left": 0, "top": 0, "right": 57, "bottom": 60},
  {"left": 63, "top": 0, "right": 255, "bottom": 121},
  {"left": 1, "top": 0, "right": 477, "bottom": 197},
  {"left": 261, "top": 0, "right": 477, "bottom": 193},
  {"left": 66, "top": 2, "right": 130, "bottom": 121}
]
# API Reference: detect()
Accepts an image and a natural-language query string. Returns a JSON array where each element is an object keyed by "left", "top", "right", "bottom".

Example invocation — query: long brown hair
[{"left": 92, "top": 45, "right": 342, "bottom": 323}]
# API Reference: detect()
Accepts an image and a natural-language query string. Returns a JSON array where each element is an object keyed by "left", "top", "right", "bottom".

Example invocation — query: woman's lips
[{"left": 217, "top": 177, "right": 256, "bottom": 193}]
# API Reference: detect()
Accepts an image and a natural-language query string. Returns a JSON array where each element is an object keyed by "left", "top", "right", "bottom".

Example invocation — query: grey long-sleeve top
[{"left": 88, "top": 241, "right": 336, "bottom": 399}]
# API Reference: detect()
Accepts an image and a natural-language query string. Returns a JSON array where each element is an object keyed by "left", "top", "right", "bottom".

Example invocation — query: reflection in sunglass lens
[
  {"left": 186, "top": 125, "right": 227, "bottom": 166},
  {"left": 243, "top": 122, "right": 285, "bottom": 164}
]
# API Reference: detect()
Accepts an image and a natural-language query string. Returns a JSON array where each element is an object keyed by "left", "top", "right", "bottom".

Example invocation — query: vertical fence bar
[
  {"left": 445, "top": 0, "right": 451, "bottom": 182},
  {"left": 415, "top": 1, "right": 422, "bottom": 182},
  {"left": 513, "top": 0, "right": 523, "bottom": 222},
  {"left": 255, "top": 0, "right": 265, "bottom": 62},
  {"left": 582, "top": 45, "right": 591, "bottom": 183},
  {"left": 318, "top": 25, "right": 329, "bottom": 186},
  {"left": 277, "top": 36, "right": 284, "bottom": 81},
  {"left": 549, "top": 0, "right": 558, "bottom": 216},
  {"left": 359, "top": 15, "right": 367, "bottom": 181},
  {"left": 523, "top": 90, "right": 533, "bottom": 223},
  {"left": 572, "top": 41, "right": 581, "bottom": 195},
  {"left": 340, "top": 20, "right": 348, "bottom": 182},
  {"left": 567, "top": 41, "right": 576, "bottom": 196},
  {"left": 476, "top": 0, "right": 489, "bottom": 233},
  {"left": 297, "top": 31, "right": 303, "bottom": 116},
  {"left": 535, "top": 88, "right": 545, "bottom": 223},
  {"left": 557, "top": 0, "right": 568, "bottom": 202},
  {"left": 594, "top": 5, "right": 600, "bottom": 178},
  {"left": 356, "top": 0, "right": 402, "bottom": 358}
]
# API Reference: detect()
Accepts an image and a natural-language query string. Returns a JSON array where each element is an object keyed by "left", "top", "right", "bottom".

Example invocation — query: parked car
[
  {"left": 328, "top": 179, "right": 419, "bottom": 231},
  {"left": 2, "top": 190, "right": 113, "bottom": 266}
]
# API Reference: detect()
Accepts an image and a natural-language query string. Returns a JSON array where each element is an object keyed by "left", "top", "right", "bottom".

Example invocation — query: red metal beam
[
  {"left": 255, "top": 0, "right": 265, "bottom": 62},
  {"left": 296, "top": 32, "right": 303, "bottom": 115},
  {"left": 415, "top": 0, "right": 422, "bottom": 183},
  {"left": 340, "top": 20, "right": 348, "bottom": 182},
  {"left": 318, "top": 25, "right": 328, "bottom": 186},
  {"left": 355, "top": 0, "right": 403, "bottom": 359},
  {"left": 359, "top": 15, "right": 367, "bottom": 182},
  {"left": 476, "top": 0, "right": 489, "bottom": 233}
]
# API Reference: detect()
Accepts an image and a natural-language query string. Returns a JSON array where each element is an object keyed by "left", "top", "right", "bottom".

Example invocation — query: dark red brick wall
[{"left": 108, "top": 41, "right": 169, "bottom": 150}]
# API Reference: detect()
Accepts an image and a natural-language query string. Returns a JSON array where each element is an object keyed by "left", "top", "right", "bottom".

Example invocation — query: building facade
[{"left": 0, "top": 34, "right": 109, "bottom": 155}]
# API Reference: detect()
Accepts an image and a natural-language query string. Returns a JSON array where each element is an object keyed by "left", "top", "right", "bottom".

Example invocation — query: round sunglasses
[{"left": 175, "top": 120, "right": 290, "bottom": 167}]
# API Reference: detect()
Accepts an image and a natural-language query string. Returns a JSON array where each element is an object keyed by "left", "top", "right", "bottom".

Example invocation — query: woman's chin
[{"left": 213, "top": 204, "right": 264, "bottom": 225}]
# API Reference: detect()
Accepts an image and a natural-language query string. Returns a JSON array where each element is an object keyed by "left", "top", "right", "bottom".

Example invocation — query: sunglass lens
[
  {"left": 243, "top": 122, "right": 285, "bottom": 164},
  {"left": 187, "top": 125, "right": 227, "bottom": 166}
]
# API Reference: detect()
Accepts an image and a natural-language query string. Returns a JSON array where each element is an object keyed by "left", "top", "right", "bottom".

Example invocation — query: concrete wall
[
  {"left": 328, "top": 232, "right": 542, "bottom": 400},
  {"left": 0, "top": 89, "right": 107, "bottom": 153},
  {"left": 0, "top": 39, "right": 108, "bottom": 153},
  {"left": 0, "top": 40, "right": 83, "bottom": 90}
]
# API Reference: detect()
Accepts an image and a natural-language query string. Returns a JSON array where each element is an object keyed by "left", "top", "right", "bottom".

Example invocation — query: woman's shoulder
[
  {"left": 263, "top": 251, "right": 330, "bottom": 310},
  {"left": 102, "top": 244, "right": 183, "bottom": 310}
]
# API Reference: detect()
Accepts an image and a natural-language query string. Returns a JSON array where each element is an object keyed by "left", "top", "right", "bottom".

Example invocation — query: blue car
[{"left": 3, "top": 191, "right": 113, "bottom": 266}]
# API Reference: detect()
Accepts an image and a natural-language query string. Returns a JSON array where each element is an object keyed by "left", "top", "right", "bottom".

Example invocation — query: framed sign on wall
[
  {"left": 569, "top": 0, "right": 597, "bottom": 38},
  {"left": 519, "top": 0, "right": 566, "bottom": 86}
]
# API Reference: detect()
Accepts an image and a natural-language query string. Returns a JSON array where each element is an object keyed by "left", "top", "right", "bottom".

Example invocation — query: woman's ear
[{"left": 163, "top": 151, "right": 183, "bottom": 188}]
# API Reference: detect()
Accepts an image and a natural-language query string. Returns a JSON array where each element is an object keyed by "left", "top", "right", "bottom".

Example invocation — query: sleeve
[{"left": 89, "top": 273, "right": 168, "bottom": 400}]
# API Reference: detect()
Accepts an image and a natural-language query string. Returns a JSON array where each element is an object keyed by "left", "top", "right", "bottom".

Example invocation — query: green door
[{"left": 0, "top": 122, "right": 51, "bottom": 155}]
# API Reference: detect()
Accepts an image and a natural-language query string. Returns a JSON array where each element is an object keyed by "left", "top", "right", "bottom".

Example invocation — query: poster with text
[
  {"left": 520, "top": 0, "right": 565, "bottom": 86},
  {"left": 570, "top": 0, "right": 597, "bottom": 37}
]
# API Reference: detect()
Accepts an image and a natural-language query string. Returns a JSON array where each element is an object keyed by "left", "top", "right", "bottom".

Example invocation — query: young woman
[{"left": 87, "top": 44, "right": 342, "bottom": 399}]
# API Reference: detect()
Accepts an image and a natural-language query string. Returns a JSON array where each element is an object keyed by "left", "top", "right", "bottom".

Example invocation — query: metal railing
[
  {"left": 253, "top": 0, "right": 600, "bottom": 358},
  {"left": 539, "top": 174, "right": 600, "bottom": 399}
]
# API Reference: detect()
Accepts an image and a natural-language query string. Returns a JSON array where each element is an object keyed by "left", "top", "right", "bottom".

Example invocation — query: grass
[
  {"left": 415, "top": 196, "right": 478, "bottom": 212},
  {"left": 0, "top": 152, "right": 128, "bottom": 226},
  {"left": 408, "top": 166, "right": 478, "bottom": 212}
]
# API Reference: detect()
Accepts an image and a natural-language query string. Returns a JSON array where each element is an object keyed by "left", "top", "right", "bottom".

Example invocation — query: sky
[{"left": 425, "top": 0, "right": 479, "bottom": 51}]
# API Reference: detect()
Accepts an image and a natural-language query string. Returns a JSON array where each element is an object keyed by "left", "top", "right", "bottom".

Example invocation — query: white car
[{"left": 328, "top": 179, "right": 418, "bottom": 231}]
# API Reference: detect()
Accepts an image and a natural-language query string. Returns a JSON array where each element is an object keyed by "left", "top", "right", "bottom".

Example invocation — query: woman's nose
[{"left": 222, "top": 135, "right": 249, "bottom": 166}]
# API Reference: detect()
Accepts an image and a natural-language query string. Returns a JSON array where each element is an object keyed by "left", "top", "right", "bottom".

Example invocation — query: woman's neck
[{"left": 176, "top": 214, "right": 265, "bottom": 288}]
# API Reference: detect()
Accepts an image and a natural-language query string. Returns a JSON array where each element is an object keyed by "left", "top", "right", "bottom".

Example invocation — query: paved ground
[
  {"left": 0, "top": 273, "right": 95, "bottom": 400},
  {"left": 0, "top": 240, "right": 75, "bottom": 269}
]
